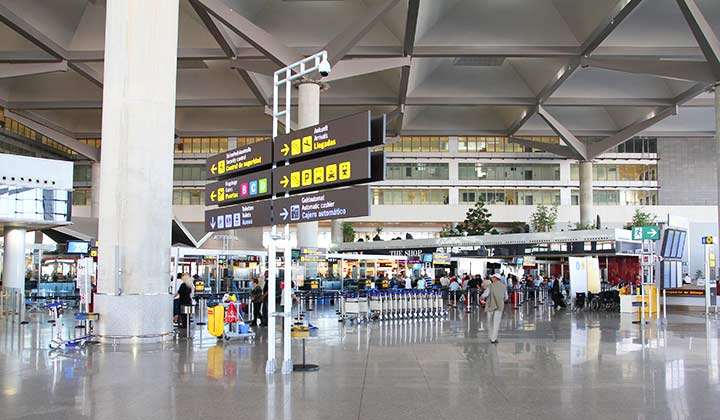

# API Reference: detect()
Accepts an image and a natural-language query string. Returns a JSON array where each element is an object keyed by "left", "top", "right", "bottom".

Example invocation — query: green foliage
[
  {"left": 457, "top": 200, "right": 495, "bottom": 236},
  {"left": 439, "top": 224, "right": 463, "bottom": 238},
  {"left": 630, "top": 208, "right": 656, "bottom": 228},
  {"left": 573, "top": 222, "right": 595, "bottom": 231},
  {"left": 531, "top": 204, "right": 558, "bottom": 232},
  {"left": 342, "top": 222, "right": 355, "bottom": 243},
  {"left": 508, "top": 222, "right": 530, "bottom": 234}
]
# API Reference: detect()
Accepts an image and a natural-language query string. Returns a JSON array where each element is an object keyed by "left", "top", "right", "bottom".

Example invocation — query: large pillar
[
  {"left": 90, "top": 162, "right": 101, "bottom": 219},
  {"left": 2, "top": 227, "right": 26, "bottom": 320},
  {"left": 94, "top": 0, "right": 179, "bottom": 343},
  {"left": 331, "top": 219, "right": 343, "bottom": 247},
  {"left": 716, "top": 88, "right": 720, "bottom": 241},
  {"left": 296, "top": 82, "right": 321, "bottom": 248},
  {"left": 579, "top": 161, "right": 593, "bottom": 228}
]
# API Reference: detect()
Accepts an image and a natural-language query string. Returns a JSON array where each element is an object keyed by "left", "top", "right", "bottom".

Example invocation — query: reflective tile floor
[{"left": 1, "top": 303, "right": 720, "bottom": 420}]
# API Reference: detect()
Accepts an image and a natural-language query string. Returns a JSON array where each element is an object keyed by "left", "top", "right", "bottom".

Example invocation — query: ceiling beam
[
  {"left": 588, "top": 107, "right": 678, "bottom": 157},
  {"left": 191, "top": 0, "right": 303, "bottom": 67},
  {"left": 236, "top": 69, "right": 269, "bottom": 107},
  {"left": 580, "top": 0, "right": 644, "bottom": 56},
  {"left": 508, "top": 137, "right": 581, "bottom": 160},
  {"left": 322, "top": 0, "right": 401, "bottom": 65},
  {"left": 5, "top": 110, "right": 99, "bottom": 161},
  {"left": 0, "top": 4, "right": 103, "bottom": 87},
  {"left": 403, "top": 0, "right": 420, "bottom": 56},
  {"left": 581, "top": 57, "right": 716, "bottom": 83},
  {"left": 322, "top": 57, "right": 410, "bottom": 82},
  {"left": 676, "top": 0, "right": 720, "bottom": 80},
  {"left": 536, "top": 105, "right": 588, "bottom": 160},
  {"left": 189, "top": 0, "right": 236, "bottom": 58},
  {"left": 0, "top": 61, "right": 67, "bottom": 79}
]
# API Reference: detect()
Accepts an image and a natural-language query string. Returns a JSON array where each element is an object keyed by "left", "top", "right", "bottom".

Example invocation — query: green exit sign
[{"left": 632, "top": 226, "right": 659, "bottom": 241}]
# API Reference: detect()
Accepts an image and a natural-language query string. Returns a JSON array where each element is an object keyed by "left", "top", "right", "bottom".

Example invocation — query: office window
[
  {"left": 175, "top": 137, "right": 232, "bottom": 154},
  {"left": 458, "top": 189, "right": 559, "bottom": 205},
  {"left": 73, "top": 165, "right": 92, "bottom": 182},
  {"left": 458, "top": 163, "right": 560, "bottom": 181},
  {"left": 458, "top": 136, "right": 559, "bottom": 153},
  {"left": 570, "top": 189, "right": 657, "bottom": 205},
  {"left": 386, "top": 163, "right": 449, "bottom": 180},
  {"left": 571, "top": 164, "right": 657, "bottom": 181},
  {"left": 173, "top": 165, "right": 206, "bottom": 181},
  {"left": 72, "top": 189, "right": 92, "bottom": 206},
  {"left": 173, "top": 189, "right": 205, "bottom": 205},
  {"left": 387, "top": 136, "right": 448, "bottom": 152},
  {"left": 372, "top": 189, "right": 448, "bottom": 205}
]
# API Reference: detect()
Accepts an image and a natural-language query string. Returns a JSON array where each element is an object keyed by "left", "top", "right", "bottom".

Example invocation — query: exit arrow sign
[{"left": 632, "top": 225, "right": 659, "bottom": 241}]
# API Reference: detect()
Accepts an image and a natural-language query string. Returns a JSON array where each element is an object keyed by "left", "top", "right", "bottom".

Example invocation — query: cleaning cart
[{"left": 207, "top": 294, "right": 255, "bottom": 343}]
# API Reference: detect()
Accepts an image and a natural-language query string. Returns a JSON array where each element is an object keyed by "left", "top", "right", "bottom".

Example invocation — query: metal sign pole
[{"left": 705, "top": 244, "right": 711, "bottom": 315}]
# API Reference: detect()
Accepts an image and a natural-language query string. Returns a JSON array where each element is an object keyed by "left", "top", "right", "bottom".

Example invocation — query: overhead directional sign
[
  {"left": 632, "top": 226, "right": 659, "bottom": 241},
  {"left": 204, "top": 169, "right": 272, "bottom": 206},
  {"left": 273, "top": 111, "right": 371, "bottom": 163},
  {"left": 205, "top": 200, "right": 272, "bottom": 232},
  {"left": 273, "top": 148, "right": 371, "bottom": 196},
  {"left": 206, "top": 138, "right": 272, "bottom": 179},
  {"left": 272, "top": 186, "right": 370, "bottom": 224}
]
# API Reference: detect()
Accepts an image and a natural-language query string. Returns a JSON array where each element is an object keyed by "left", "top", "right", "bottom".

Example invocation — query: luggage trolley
[{"left": 342, "top": 293, "right": 369, "bottom": 324}]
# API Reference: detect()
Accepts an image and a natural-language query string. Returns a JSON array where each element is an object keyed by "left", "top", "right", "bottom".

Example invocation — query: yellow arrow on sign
[
  {"left": 210, "top": 191, "right": 216, "bottom": 201},
  {"left": 211, "top": 163, "right": 217, "bottom": 175},
  {"left": 281, "top": 176, "right": 289, "bottom": 188},
  {"left": 281, "top": 144, "right": 290, "bottom": 156}
]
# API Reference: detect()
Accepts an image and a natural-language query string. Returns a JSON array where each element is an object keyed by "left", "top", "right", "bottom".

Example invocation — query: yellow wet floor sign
[{"left": 207, "top": 305, "right": 225, "bottom": 337}]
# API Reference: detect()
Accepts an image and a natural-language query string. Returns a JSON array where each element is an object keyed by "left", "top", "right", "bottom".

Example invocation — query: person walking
[
  {"left": 482, "top": 273, "right": 508, "bottom": 344},
  {"left": 250, "top": 278, "right": 264, "bottom": 326}
]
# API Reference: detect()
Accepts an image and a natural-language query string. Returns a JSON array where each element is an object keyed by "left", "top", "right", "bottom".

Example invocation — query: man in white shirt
[{"left": 440, "top": 275, "right": 450, "bottom": 288}]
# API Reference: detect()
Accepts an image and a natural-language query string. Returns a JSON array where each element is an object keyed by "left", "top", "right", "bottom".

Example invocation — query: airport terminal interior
[{"left": 1, "top": 0, "right": 720, "bottom": 419}]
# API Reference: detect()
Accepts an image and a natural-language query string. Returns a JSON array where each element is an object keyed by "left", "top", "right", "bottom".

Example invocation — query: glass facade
[
  {"left": 386, "top": 163, "right": 449, "bottom": 180},
  {"left": 571, "top": 190, "right": 657, "bottom": 206},
  {"left": 72, "top": 189, "right": 92, "bottom": 206},
  {"left": 458, "top": 136, "right": 559, "bottom": 153},
  {"left": 73, "top": 165, "right": 92, "bottom": 183},
  {"left": 174, "top": 137, "right": 229, "bottom": 154},
  {"left": 459, "top": 189, "right": 560, "bottom": 205},
  {"left": 613, "top": 137, "right": 657, "bottom": 154},
  {"left": 385, "top": 136, "right": 449, "bottom": 152},
  {"left": 79, "top": 138, "right": 101, "bottom": 149},
  {"left": 172, "top": 189, "right": 204, "bottom": 205},
  {"left": 459, "top": 163, "right": 560, "bottom": 181},
  {"left": 173, "top": 165, "right": 206, "bottom": 181},
  {"left": 373, "top": 189, "right": 448, "bottom": 205},
  {"left": 571, "top": 164, "right": 657, "bottom": 181}
]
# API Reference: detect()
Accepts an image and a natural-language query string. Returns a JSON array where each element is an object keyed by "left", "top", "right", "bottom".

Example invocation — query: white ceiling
[{"left": 0, "top": 0, "right": 716, "bottom": 153}]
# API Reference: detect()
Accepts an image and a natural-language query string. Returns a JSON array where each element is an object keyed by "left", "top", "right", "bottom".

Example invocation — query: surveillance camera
[{"left": 319, "top": 58, "right": 331, "bottom": 77}]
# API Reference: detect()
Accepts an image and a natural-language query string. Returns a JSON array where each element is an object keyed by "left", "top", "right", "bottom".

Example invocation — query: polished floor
[{"left": 1, "top": 302, "right": 719, "bottom": 420}]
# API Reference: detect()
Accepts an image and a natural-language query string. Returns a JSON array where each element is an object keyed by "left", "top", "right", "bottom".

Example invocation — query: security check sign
[
  {"left": 206, "top": 138, "right": 272, "bottom": 178},
  {"left": 632, "top": 226, "right": 660, "bottom": 241}
]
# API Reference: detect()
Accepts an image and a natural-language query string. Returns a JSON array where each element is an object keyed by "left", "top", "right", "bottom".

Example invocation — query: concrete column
[
  {"left": 94, "top": 0, "right": 179, "bottom": 342},
  {"left": 331, "top": 219, "right": 343, "bottom": 247},
  {"left": 3, "top": 227, "right": 26, "bottom": 319},
  {"left": 90, "top": 162, "right": 101, "bottom": 219},
  {"left": 716, "top": 88, "right": 720, "bottom": 238},
  {"left": 579, "top": 161, "right": 593, "bottom": 227},
  {"left": 295, "top": 82, "right": 321, "bottom": 248}
]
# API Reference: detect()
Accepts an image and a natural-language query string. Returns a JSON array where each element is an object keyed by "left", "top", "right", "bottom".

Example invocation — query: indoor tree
[{"left": 531, "top": 204, "right": 558, "bottom": 232}]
